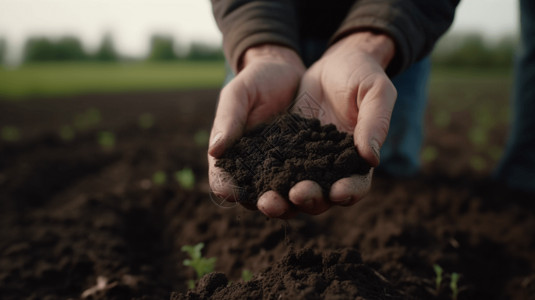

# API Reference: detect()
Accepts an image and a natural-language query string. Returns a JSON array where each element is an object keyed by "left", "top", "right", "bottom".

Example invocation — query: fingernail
[
  {"left": 210, "top": 132, "right": 222, "bottom": 149},
  {"left": 370, "top": 139, "right": 380, "bottom": 162}
]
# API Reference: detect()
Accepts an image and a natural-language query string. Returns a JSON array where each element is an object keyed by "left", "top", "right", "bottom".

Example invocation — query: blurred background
[
  {"left": 0, "top": 0, "right": 518, "bottom": 98},
  {"left": 0, "top": 0, "right": 521, "bottom": 176}
]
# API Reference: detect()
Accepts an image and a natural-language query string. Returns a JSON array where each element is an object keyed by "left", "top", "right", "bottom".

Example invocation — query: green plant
[
  {"left": 433, "top": 264, "right": 443, "bottom": 292},
  {"left": 422, "top": 146, "right": 439, "bottom": 163},
  {"left": 152, "top": 171, "right": 167, "bottom": 185},
  {"left": 182, "top": 243, "right": 216, "bottom": 289},
  {"left": 75, "top": 108, "right": 102, "bottom": 130},
  {"left": 138, "top": 113, "right": 155, "bottom": 129},
  {"left": 59, "top": 125, "right": 75, "bottom": 141},
  {"left": 194, "top": 130, "right": 210, "bottom": 147},
  {"left": 450, "top": 272, "right": 460, "bottom": 300},
  {"left": 97, "top": 131, "right": 115, "bottom": 149},
  {"left": 1, "top": 126, "right": 21, "bottom": 142},
  {"left": 175, "top": 168, "right": 195, "bottom": 190},
  {"left": 241, "top": 269, "right": 253, "bottom": 282},
  {"left": 433, "top": 110, "right": 451, "bottom": 128}
]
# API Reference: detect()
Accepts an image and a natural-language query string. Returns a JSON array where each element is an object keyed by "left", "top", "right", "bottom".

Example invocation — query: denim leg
[
  {"left": 494, "top": 0, "right": 535, "bottom": 192},
  {"left": 377, "top": 57, "right": 431, "bottom": 177}
]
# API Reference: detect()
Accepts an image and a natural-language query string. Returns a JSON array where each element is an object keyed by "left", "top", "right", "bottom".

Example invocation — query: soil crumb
[{"left": 216, "top": 113, "right": 371, "bottom": 205}]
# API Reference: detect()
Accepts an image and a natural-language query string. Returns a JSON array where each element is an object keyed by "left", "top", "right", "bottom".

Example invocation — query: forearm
[
  {"left": 331, "top": 0, "right": 459, "bottom": 76},
  {"left": 242, "top": 44, "right": 304, "bottom": 71},
  {"left": 327, "top": 31, "right": 395, "bottom": 70},
  {"left": 211, "top": 0, "right": 301, "bottom": 73}
]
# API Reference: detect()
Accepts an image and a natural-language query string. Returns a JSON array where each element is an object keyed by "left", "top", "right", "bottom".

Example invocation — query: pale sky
[{"left": 0, "top": 0, "right": 519, "bottom": 64}]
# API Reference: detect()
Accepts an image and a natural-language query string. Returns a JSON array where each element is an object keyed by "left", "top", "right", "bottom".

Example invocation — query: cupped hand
[
  {"left": 264, "top": 31, "right": 398, "bottom": 217},
  {"left": 208, "top": 44, "right": 306, "bottom": 213}
]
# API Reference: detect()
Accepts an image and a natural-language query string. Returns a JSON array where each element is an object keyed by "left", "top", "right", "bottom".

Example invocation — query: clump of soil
[
  {"left": 216, "top": 113, "right": 371, "bottom": 205},
  {"left": 173, "top": 247, "right": 404, "bottom": 300}
]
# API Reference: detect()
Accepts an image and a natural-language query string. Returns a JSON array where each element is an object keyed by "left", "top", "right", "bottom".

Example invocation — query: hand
[
  {"left": 261, "top": 32, "right": 398, "bottom": 217},
  {"left": 208, "top": 44, "right": 306, "bottom": 212}
]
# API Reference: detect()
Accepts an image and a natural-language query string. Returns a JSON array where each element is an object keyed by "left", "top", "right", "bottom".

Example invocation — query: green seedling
[
  {"left": 450, "top": 272, "right": 460, "bottom": 300},
  {"left": 97, "top": 131, "right": 115, "bottom": 149},
  {"left": 182, "top": 242, "right": 216, "bottom": 289},
  {"left": 194, "top": 130, "right": 210, "bottom": 147},
  {"left": 175, "top": 168, "right": 195, "bottom": 190},
  {"left": 241, "top": 269, "right": 253, "bottom": 282},
  {"left": 152, "top": 171, "right": 167, "bottom": 185},
  {"left": 422, "top": 146, "right": 438, "bottom": 163},
  {"left": 74, "top": 108, "right": 102, "bottom": 130},
  {"left": 138, "top": 113, "right": 155, "bottom": 129},
  {"left": 468, "top": 127, "right": 488, "bottom": 147},
  {"left": 469, "top": 155, "right": 486, "bottom": 171},
  {"left": 1, "top": 126, "right": 21, "bottom": 142},
  {"left": 59, "top": 125, "right": 75, "bottom": 141},
  {"left": 433, "top": 264, "right": 443, "bottom": 292},
  {"left": 433, "top": 110, "right": 451, "bottom": 128}
]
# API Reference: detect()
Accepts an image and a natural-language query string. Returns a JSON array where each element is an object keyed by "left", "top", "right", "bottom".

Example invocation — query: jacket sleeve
[
  {"left": 331, "top": 0, "right": 460, "bottom": 76},
  {"left": 211, "top": 0, "right": 300, "bottom": 72}
]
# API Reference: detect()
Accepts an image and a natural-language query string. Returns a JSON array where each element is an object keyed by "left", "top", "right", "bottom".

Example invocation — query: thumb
[
  {"left": 208, "top": 80, "right": 249, "bottom": 158},
  {"left": 353, "top": 76, "right": 397, "bottom": 167}
]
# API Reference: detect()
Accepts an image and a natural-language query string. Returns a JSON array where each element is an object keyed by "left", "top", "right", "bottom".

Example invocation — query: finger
[
  {"left": 208, "top": 154, "right": 239, "bottom": 202},
  {"left": 354, "top": 76, "right": 397, "bottom": 167},
  {"left": 288, "top": 180, "right": 330, "bottom": 215},
  {"left": 208, "top": 80, "right": 249, "bottom": 158},
  {"left": 257, "top": 190, "right": 296, "bottom": 219},
  {"left": 293, "top": 70, "right": 324, "bottom": 119},
  {"left": 329, "top": 169, "right": 373, "bottom": 206}
]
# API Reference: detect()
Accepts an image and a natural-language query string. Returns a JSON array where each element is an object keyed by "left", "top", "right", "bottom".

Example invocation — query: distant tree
[
  {"left": 93, "top": 34, "right": 119, "bottom": 62},
  {"left": 432, "top": 33, "right": 517, "bottom": 69},
  {"left": 23, "top": 37, "right": 56, "bottom": 62},
  {"left": 185, "top": 42, "right": 224, "bottom": 61},
  {"left": 22, "top": 36, "right": 89, "bottom": 63},
  {"left": 0, "top": 38, "right": 6, "bottom": 64},
  {"left": 55, "top": 36, "right": 88, "bottom": 61},
  {"left": 148, "top": 35, "right": 178, "bottom": 61}
]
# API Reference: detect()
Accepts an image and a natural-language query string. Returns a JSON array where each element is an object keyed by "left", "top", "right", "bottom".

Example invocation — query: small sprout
[
  {"left": 175, "top": 168, "right": 195, "bottom": 190},
  {"left": 75, "top": 108, "right": 102, "bottom": 130},
  {"left": 450, "top": 272, "right": 460, "bottom": 300},
  {"left": 138, "top": 113, "right": 155, "bottom": 129},
  {"left": 194, "top": 130, "right": 210, "bottom": 146},
  {"left": 1, "top": 126, "right": 21, "bottom": 142},
  {"left": 97, "top": 131, "right": 115, "bottom": 149},
  {"left": 59, "top": 125, "right": 75, "bottom": 141},
  {"left": 422, "top": 146, "right": 438, "bottom": 163},
  {"left": 433, "top": 264, "right": 443, "bottom": 292},
  {"left": 241, "top": 269, "right": 253, "bottom": 282},
  {"left": 182, "top": 242, "right": 217, "bottom": 289},
  {"left": 468, "top": 127, "right": 488, "bottom": 147},
  {"left": 433, "top": 110, "right": 451, "bottom": 128},
  {"left": 469, "top": 155, "right": 486, "bottom": 171},
  {"left": 152, "top": 171, "right": 167, "bottom": 185}
]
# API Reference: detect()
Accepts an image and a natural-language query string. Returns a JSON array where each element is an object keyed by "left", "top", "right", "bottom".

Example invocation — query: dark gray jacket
[{"left": 211, "top": 0, "right": 459, "bottom": 76}]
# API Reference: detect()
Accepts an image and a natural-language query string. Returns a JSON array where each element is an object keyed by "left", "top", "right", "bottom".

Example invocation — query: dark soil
[
  {"left": 216, "top": 113, "right": 370, "bottom": 204},
  {"left": 0, "top": 89, "right": 534, "bottom": 300}
]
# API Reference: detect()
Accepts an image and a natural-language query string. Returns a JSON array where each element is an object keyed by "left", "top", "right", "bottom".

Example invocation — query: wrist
[
  {"left": 239, "top": 44, "right": 304, "bottom": 72},
  {"left": 331, "top": 31, "right": 395, "bottom": 69}
]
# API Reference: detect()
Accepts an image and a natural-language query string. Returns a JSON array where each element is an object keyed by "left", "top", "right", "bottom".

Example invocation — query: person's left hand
[{"left": 257, "top": 31, "right": 398, "bottom": 218}]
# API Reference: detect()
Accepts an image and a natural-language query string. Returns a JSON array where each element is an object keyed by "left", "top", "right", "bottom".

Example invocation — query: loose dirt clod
[{"left": 216, "top": 113, "right": 371, "bottom": 205}]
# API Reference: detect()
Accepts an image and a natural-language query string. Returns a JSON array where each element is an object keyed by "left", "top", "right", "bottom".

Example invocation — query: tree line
[
  {"left": 0, "top": 33, "right": 517, "bottom": 68},
  {"left": 0, "top": 34, "right": 224, "bottom": 64}
]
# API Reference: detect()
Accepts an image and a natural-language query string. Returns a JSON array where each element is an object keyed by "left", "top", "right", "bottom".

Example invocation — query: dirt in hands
[{"left": 216, "top": 113, "right": 371, "bottom": 205}]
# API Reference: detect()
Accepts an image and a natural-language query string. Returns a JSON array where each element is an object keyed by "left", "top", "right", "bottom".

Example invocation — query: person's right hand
[{"left": 208, "top": 44, "right": 305, "bottom": 212}]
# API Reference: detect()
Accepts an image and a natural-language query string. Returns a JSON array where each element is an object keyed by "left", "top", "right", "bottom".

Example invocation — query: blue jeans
[{"left": 494, "top": 0, "right": 535, "bottom": 192}]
